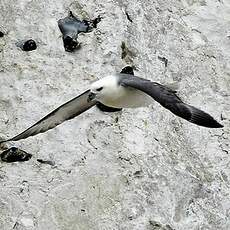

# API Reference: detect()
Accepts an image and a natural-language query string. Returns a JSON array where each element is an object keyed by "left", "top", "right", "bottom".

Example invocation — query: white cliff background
[{"left": 0, "top": 0, "right": 229, "bottom": 229}]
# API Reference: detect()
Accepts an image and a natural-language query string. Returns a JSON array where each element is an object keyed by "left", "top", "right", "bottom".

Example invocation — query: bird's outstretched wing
[
  {"left": 119, "top": 74, "right": 223, "bottom": 128},
  {"left": 0, "top": 90, "right": 96, "bottom": 143}
]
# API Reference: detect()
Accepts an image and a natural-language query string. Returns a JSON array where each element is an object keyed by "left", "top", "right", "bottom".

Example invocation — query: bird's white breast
[{"left": 97, "top": 75, "right": 154, "bottom": 108}]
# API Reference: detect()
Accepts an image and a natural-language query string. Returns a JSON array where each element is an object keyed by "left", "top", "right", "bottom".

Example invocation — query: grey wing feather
[
  {"left": 0, "top": 90, "right": 96, "bottom": 143},
  {"left": 119, "top": 74, "right": 223, "bottom": 128}
]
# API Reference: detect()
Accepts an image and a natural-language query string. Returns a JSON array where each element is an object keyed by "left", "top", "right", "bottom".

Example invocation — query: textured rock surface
[{"left": 0, "top": 0, "right": 229, "bottom": 229}]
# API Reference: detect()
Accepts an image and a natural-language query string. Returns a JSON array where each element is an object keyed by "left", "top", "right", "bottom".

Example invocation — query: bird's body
[
  {"left": 0, "top": 70, "right": 223, "bottom": 144},
  {"left": 91, "top": 74, "right": 153, "bottom": 108}
]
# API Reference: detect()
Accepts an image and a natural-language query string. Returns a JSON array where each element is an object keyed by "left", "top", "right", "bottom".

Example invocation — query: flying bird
[{"left": 0, "top": 72, "right": 223, "bottom": 143}]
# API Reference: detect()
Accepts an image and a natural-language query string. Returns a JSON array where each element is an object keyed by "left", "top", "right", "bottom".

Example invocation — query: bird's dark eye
[{"left": 96, "top": 87, "right": 103, "bottom": 91}]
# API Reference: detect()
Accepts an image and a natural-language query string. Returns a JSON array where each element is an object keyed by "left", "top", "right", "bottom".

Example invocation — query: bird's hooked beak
[{"left": 87, "top": 92, "right": 96, "bottom": 102}]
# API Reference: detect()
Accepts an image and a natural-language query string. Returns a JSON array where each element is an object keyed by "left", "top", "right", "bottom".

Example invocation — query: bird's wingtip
[
  {"left": 0, "top": 139, "right": 9, "bottom": 145},
  {"left": 213, "top": 122, "right": 224, "bottom": 128},
  {"left": 201, "top": 117, "right": 224, "bottom": 128},
  {"left": 182, "top": 104, "right": 224, "bottom": 129}
]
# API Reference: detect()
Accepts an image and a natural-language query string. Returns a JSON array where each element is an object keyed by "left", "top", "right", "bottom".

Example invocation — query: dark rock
[
  {"left": 91, "top": 15, "right": 102, "bottom": 28},
  {"left": 133, "top": 170, "right": 143, "bottom": 178},
  {"left": 61, "top": 36, "right": 80, "bottom": 52},
  {"left": 121, "top": 42, "right": 128, "bottom": 59},
  {"left": 158, "top": 56, "right": 168, "bottom": 67},
  {"left": 0, "top": 31, "right": 4, "bottom": 37},
  {"left": 121, "top": 42, "right": 136, "bottom": 61},
  {"left": 22, "top": 39, "right": 37, "bottom": 51},
  {"left": 1, "top": 147, "right": 32, "bottom": 162},
  {"left": 125, "top": 12, "right": 133, "bottom": 22},
  {"left": 37, "top": 159, "right": 55, "bottom": 166},
  {"left": 96, "top": 66, "right": 134, "bottom": 112},
  {"left": 58, "top": 11, "right": 101, "bottom": 52},
  {"left": 149, "top": 220, "right": 175, "bottom": 230}
]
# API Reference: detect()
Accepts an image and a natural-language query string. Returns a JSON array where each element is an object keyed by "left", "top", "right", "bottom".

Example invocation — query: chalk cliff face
[{"left": 0, "top": 0, "right": 229, "bottom": 229}]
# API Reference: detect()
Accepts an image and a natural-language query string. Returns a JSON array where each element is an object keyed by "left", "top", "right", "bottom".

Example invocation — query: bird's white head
[{"left": 88, "top": 75, "right": 118, "bottom": 103}]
